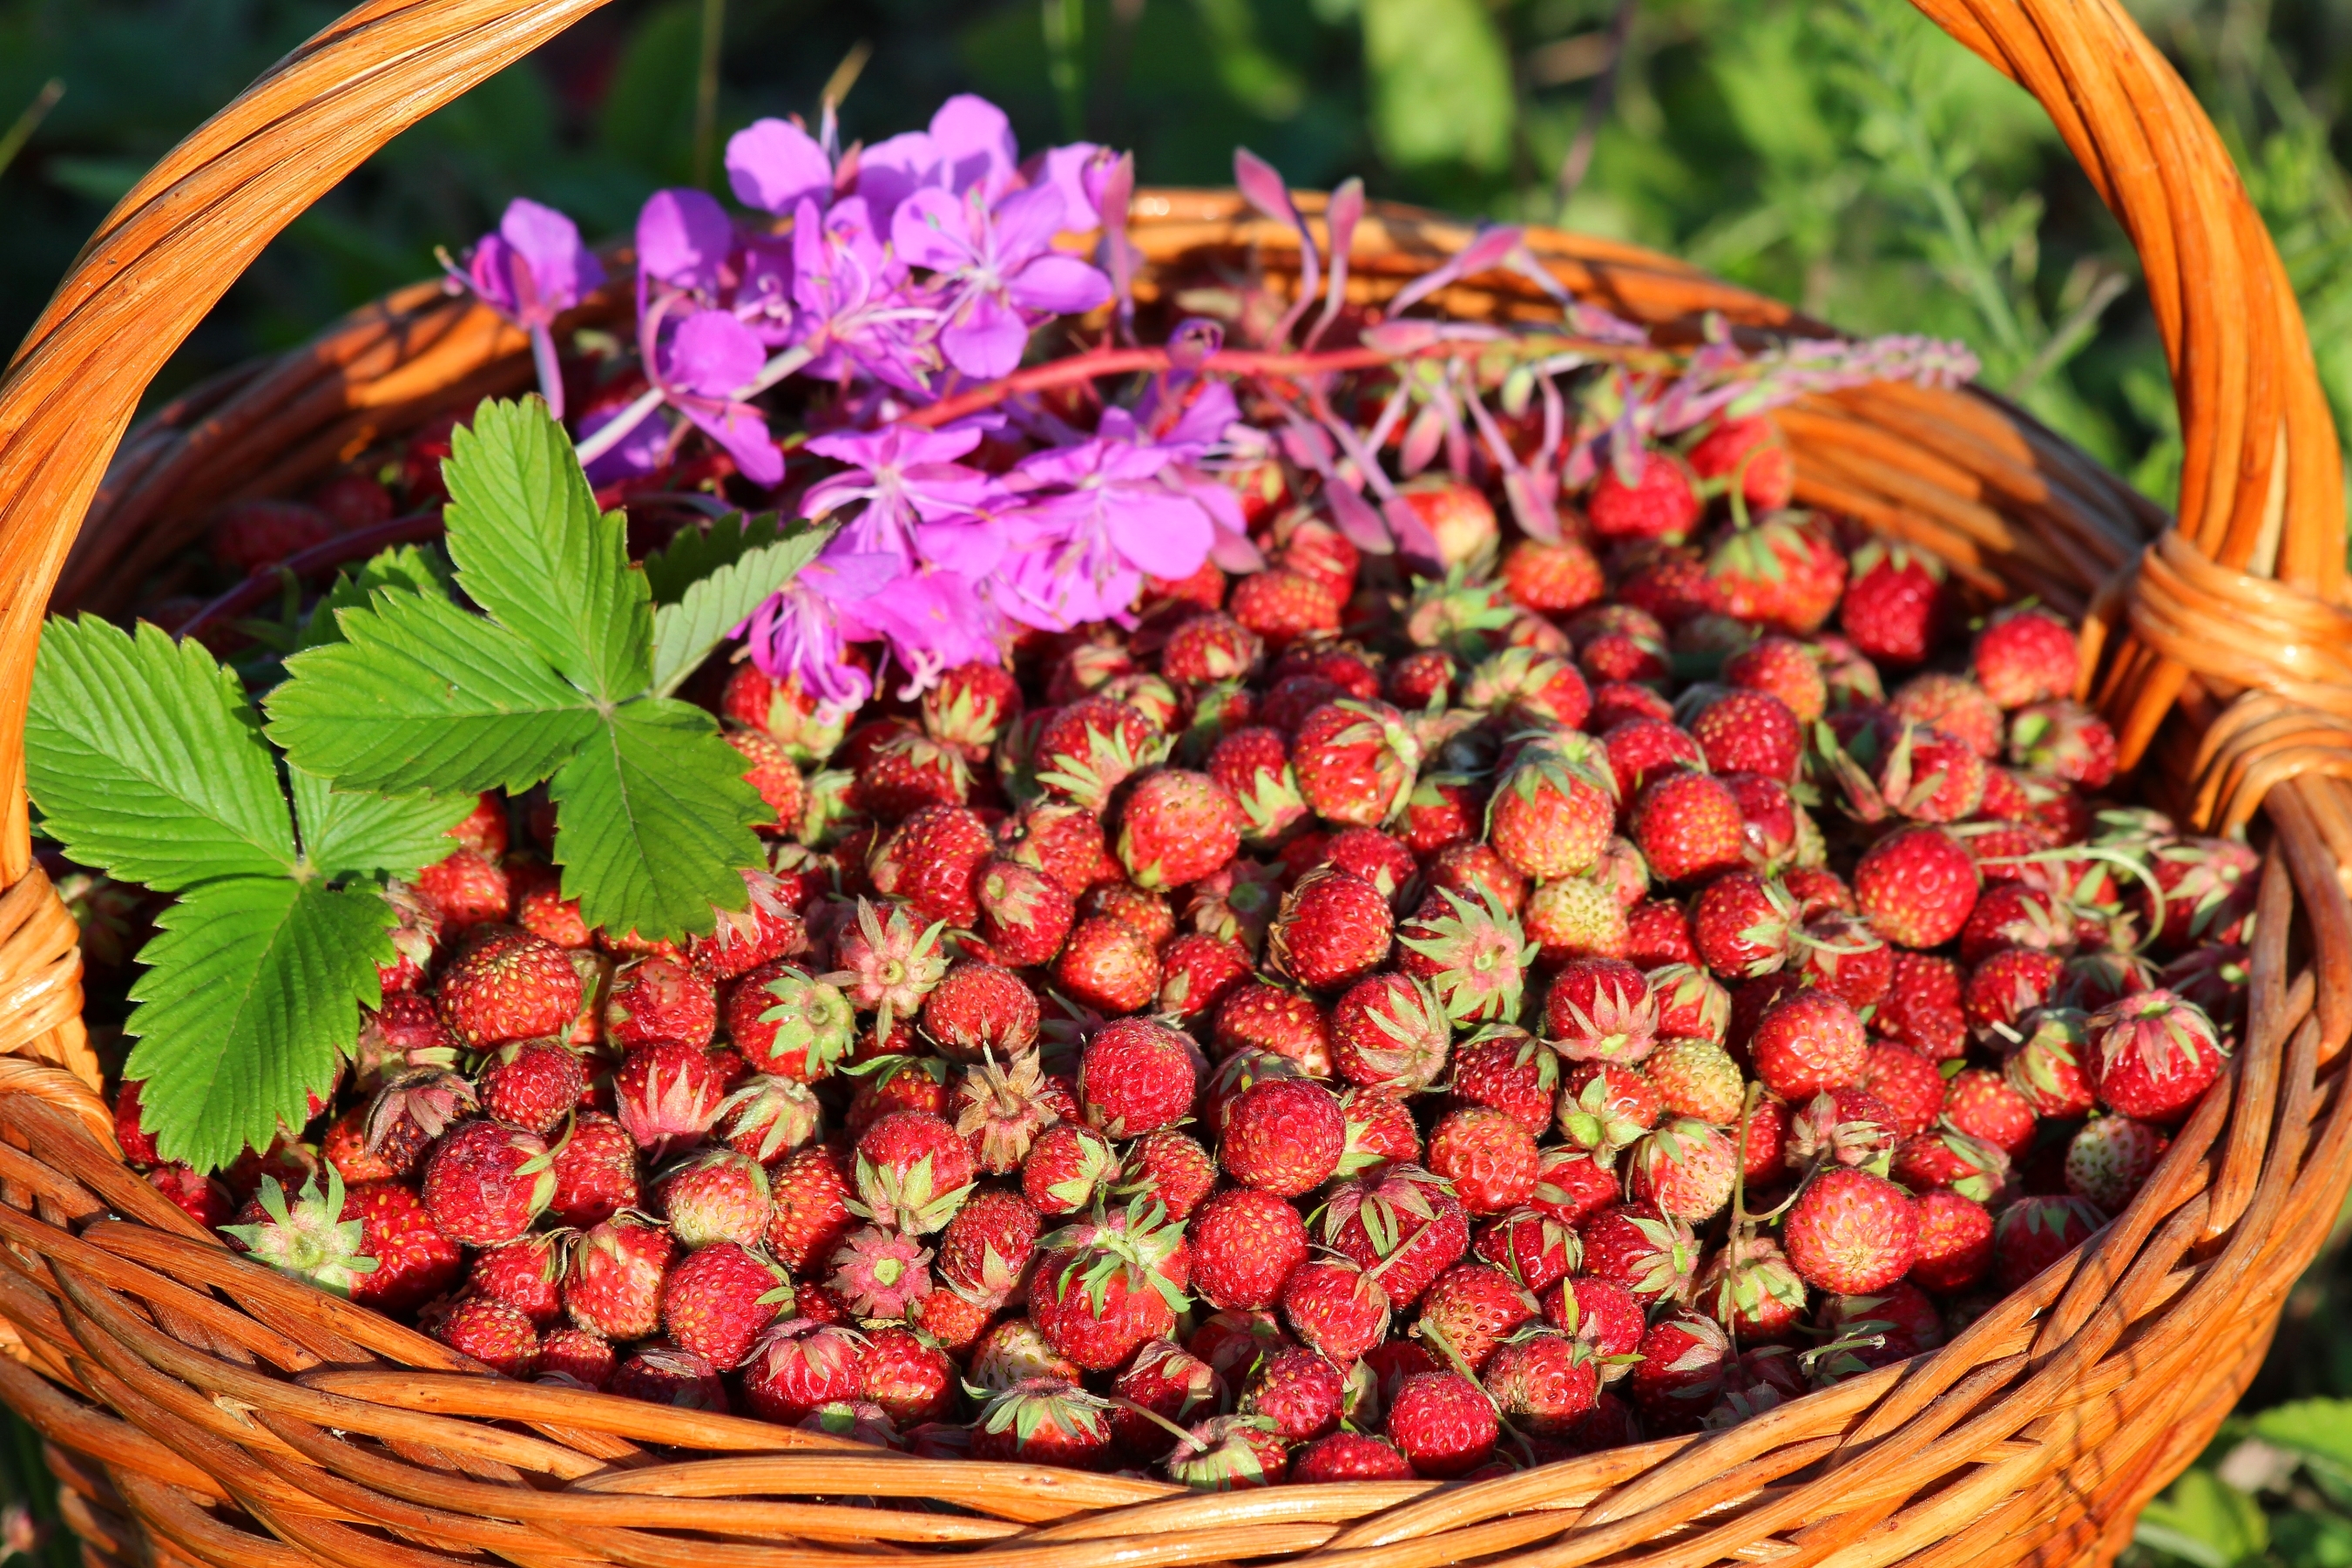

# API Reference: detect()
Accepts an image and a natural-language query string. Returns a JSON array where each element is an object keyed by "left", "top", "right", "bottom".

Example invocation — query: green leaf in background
[
  {"left": 2254, "top": 1401, "right": 2352, "bottom": 1482},
  {"left": 1361, "top": 0, "right": 1513, "bottom": 174},
  {"left": 28, "top": 617, "right": 295, "bottom": 890},
  {"left": 643, "top": 511, "right": 785, "bottom": 604},
  {"left": 442, "top": 396, "right": 653, "bottom": 703},
  {"left": 550, "top": 698, "right": 764, "bottom": 938},
  {"left": 297, "top": 544, "right": 453, "bottom": 652},
  {"left": 2138, "top": 1469, "right": 2271, "bottom": 1568},
  {"left": 650, "top": 521, "right": 834, "bottom": 697},
  {"left": 288, "top": 769, "right": 474, "bottom": 883},
  {"left": 123, "top": 877, "right": 395, "bottom": 1173},
  {"left": 266, "top": 587, "right": 602, "bottom": 795}
]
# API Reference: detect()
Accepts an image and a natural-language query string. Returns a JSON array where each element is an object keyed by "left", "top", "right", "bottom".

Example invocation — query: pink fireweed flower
[
  {"left": 741, "top": 545, "right": 900, "bottom": 716},
  {"left": 447, "top": 198, "right": 605, "bottom": 419},
  {"left": 892, "top": 183, "right": 1112, "bottom": 380}
]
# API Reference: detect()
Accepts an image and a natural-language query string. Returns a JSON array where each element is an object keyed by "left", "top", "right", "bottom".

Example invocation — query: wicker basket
[{"left": 3, "top": 0, "right": 2351, "bottom": 1565}]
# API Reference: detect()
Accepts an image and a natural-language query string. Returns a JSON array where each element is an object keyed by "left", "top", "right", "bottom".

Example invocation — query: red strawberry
[
  {"left": 478, "top": 1039, "right": 585, "bottom": 1135},
  {"left": 1579, "top": 1200, "right": 1700, "bottom": 1303},
  {"left": 921, "top": 963, "right": 1039, "bottom": 1062},
  {"left": 870, "top": 804, "right": 993, "bottom": 928},
  {"left": 858, "top": 1325, "right": 956, "bottom": 1425},
  {"left": 1239, "top": 1345, "right": 1348, "bottom": 1443},
  {"left": 1749, "top": 990, "right": 1867, "bottom": 1100},
  {"left": 1427, "top": 1105, "right": 1538, "bottom": 1215},
  {"left": 548, "top": 1111, "right": 640, "bottom": 1227},
  {"left": 1290, "top": 700, "right": 1421, "bottom": 828},
  {"left": 1487, "top": 734, "right": 1617, "bottom": 880},
  {"left": 1230, "top": 568, "right": 1342, "bottom": 649},
  {"left": 343, "top": 1181, "right": 463, "bottom": 1315},
  {"left": 1054, "top": 916, "right": 1161, "bottom": 1015},
  {"left": 1523, "top": 872, "right": 1630, "bottom": 966},
  {"left": 1294, "top": 1432, "right": 1416, "bottom": 1482},
  {"left": 1031, "top": 1207, "right": 1190, "bottom": 1371},
  {"left": 1544, "top": 956, "right": 1660, "bottom": 1064},
  {"left": 416, "top": 849, "right": 512, "bottom": 933},
  {"left": 1889, "top": 673, "right": 2004, "bottom": 759},
  {"left": 1784, "top": 1168, "right": 1918, "bottom": 1294},
  {"left": 1695, "top": 1233, "right": 1807, "bottom": 1342},
  {"left": 1973, "top": 608, "right": 2078, "bottom": 708},
  {"left": 564, "top": 1215, "right": 677, "bottom": 1340},
  {"left": 539, "top": 1327, "right": 617, "bottom": 1389},
  {"left": 1112, "top": 1337, "right": 1226, "bottom": 1462},
  {"left": 1544, "top": 1274, "right": 1647, "bottom": 1365},
  {"left": 1330, "top": 971, "right": 1453, "bottom": 1092},
  {"left": 421, "top": 1120, "right": 555, "bottom": 1247},
  {"left": 1184, "top": 1186, "right": 1306, "bottom": 1312},
  {"left": 1115, "top": 770, "right": 1244, "bottom": 890},
  {"left": 1589, "top": 449, "right": 1701, "bottom": 543},
  {"left": 1500, "top": 537, "right": 1605, "bottom": 613},
  {"left": 1281, "top": 1256, "right": 1392, "bottom": 1362},
  {"left": 1483, "top": 1327, "right": 1601, "bottom": 1434},
  {"left": 1223, "top": 1078, "right": 1347, "bottom": 1196},
  {"left": 853, "top": 1110, "right": 975, "bottom": 1233},
  {"left": 1722, "top": 635, "right": 1828, "bottom": 722},
  {"left": 435, "top": 1295, "right": 540, "bottom": 1376},
  {"left": 1423, "top": 841, "right": 1529, "bottom": 918},
  {"left": 1472, "top": 1206, "right": 1583, "bottom": 1294},
  {"left": 1206, "top": 727, "right": 1310, "bottom": 844},
  {"left": 1269, "top": 865, "right": 1393, "bottom": 989},
  {"left": 468, "top": 1231, "right": 565, "bottom": 1327},
  {"left": 610, "top": 1346, "right": 728, "bottom": 1410},
  {"left": 741, "top": 1319, "right": 870, "bottom": 1422},
  {"left": 1601, "top": 717, "right": 1706, "bottom": 801},
  {"left": 1034, "top": 698, "right": 1167, "bottom": 811},
  {"left": 1839, "top": 541, "right": 1947, "bottom": 667},
  {"left": 1858, "top": 1043, "right": 1944, "bottom": 1138},
  {"left": 1417, "top": 1262, "right": 1538, "bottom": 1372},
  {"left": 1022, "top": 1122, "right": 1117, "bottom": 1215},
  {"left": 1075, "top": 1016, "right": 1197, "bottom": 1138},
  {"left": 436, "top": 928, "right": 582, "bottom": 1046},
  {"left": 1156, "top": 931, "right": 1251, "bottom": 1024},
  {"left": 1992, "top": 1195, "right": 2105, "bottom": 1290},
  {"left": 1322, "top": 1164, "right": 1470, "bottom": 1306},
  {"left": 1890, "top": 1124, "right": 2010, "bottom": 1204},
  {"left": 612, "top": 1041, "right": 727, "bottom": 1156},
  {"left": 1386, "top": 1370, "right": 1498, "bottom": 1477},
  {"left": 663, "top": 1240, "right": 791, "bottom": 1368},
  {"left": 1688, "top": 416, "right": 1794, "bottom": 510},
  {"left": 1448, "top": 1027, "right": 1559, "bottom": 1133},
  {"left": 1705, "top": 512, "right": 1847, "bottom": 633},
  {"left": 1555, "top": 1061, "right": 1661, "bottom": 1168},
  {"left": 1339, "top": 1086, "right": 1424, "bottom": 1175},
  {"left": 922, "top": 661, "right": 1024, "bottom": 760},
  {"left": 1213, "top": 987, "right": 1333, "bottom": 1079},
  {"left": 727, "top": 727, "right": 806, "bottom": 832},
  {"left": 974, "top": 859, "right": 1078, "bottom": 967},
  {"left": 1629, "top": 772, "right": 1747, "bottom": 885},
  {"left": 2085, "top": 989, "right": 2225, "bottom": 1122},
  {"left": 1629, "top": 1310, "right": 1733, "bottom": 1433},
  {"left": 826, "top": 1224, "right": 936, "bottom": 1320},
  {"left": 854, "top": 727, "right": 970, "bottom": 821},
  {"left": 1160, "top": 611, "right": 1265, "bottom": 685},
  {"left": 1690, "top": 690, "right": 1802, "bottom": 781},
  {"left": 1941, "top": 1068, "right": 2036, "bottom": 1156},
  {"left": 1855, "top": 826, "right": 1980, "bottom": 949},
  {"left": 1112, "top": 1129, "right": 1217, "bottom": 1222}
]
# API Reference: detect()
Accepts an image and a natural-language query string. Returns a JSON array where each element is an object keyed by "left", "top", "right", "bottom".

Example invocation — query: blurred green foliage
[{"left": 3, "top": 0, "right": 2352, "bottom": 1557}]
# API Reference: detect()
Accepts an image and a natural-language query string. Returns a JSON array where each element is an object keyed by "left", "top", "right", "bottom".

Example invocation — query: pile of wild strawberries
[{"left": 113, "top": 413, "right": 2254, "bottom": 1488}]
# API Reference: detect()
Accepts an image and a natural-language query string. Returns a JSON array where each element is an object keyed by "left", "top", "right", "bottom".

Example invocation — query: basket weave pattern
[{"left": 0, "top": 1, "right": 2349, "bottom": 1565}]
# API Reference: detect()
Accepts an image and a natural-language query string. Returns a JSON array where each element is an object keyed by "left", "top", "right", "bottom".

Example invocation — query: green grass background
[{"left": 3, "top": 0, "right": 2352, "bottom": 1562}]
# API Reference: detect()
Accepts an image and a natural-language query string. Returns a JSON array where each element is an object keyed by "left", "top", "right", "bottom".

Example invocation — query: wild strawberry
[
  {"left": 1392, "top": 889, "right": 1543, "bottom": 1034},
  {"left": 823, "top": 1224, "right": 934, "bottom": 1321},
  {"left": 1874, "top": 950, "right": 1966, "bottom": 1063},
  {"left": 1206, "top": 727, "right": 1309, "bottom": 844},
  {"left": 328, "top": 1179, "right": 459, "bottom": 1315},
  {"left": 1448, "top": 1027, "right": 1558, "bottom": 1133},
  {"left": 1386, "top": 1369, "right": 1498, "bottom": 1477},
  {"left": 1108, "top": 770, "right": 1242, "bottom": 891},
  {"left": 1160, "top": 1413, "right": 1290, "bottom": 1489},
  {"left": 1268, "top": 865, "right": 1393, "bottom": 989},
  {"left": 1629, "top": 772, "right": 1747, "bottom": 885},
  {"left": 1230, "top": 566, "right": 1342, "bottom": 648},
  {"left": 726, "top": 727, "right": 807, "bottom": 833},
  {"left": 1281, "top": 1256, "right": 1391, "bottom": 1362},
  {"left": 1294, "top": 1431, "right": 1416, "bottom": 1484},
  {"left": 1149, "top": 933, "right": 1246, "bottom": 1025},
  {"left": 1624, "top": 901, "right": 1697, "bottom": 969},
  {"left": 852, "top": 1110, "right": 974, "bottom": 1234},
  {"left": 1600, "top": 717, "right": 1705, "bottom": 801},
  {"left": 612, "top": 1041, "right": 727, "bottom": 1157},
  {"left": 1626, "top": 1120, "right": 1738, "bottom": 1220},
  {"left": 1031, "top": 1209, "right": 1190, "bottom": 1371},
  {"left": 2065, "top": 1116, "right": 2168, "bottom": 1210},
  {"left": 868, "top": 804, "right": 992, "bottom": 929},
  {"left": 1855, "top": 826, "right": 1980, "bottom": 949},
  {"left": 1487, "top": 735, "right": 1617, "bottom": 881},
  {"left": 436, "top": 928, "right": 581, "bottom": 1046},
  {"left": 416, "top": 848, "right": 512, "bottom": 933},
  {"left": 1690, "top": 690, "right": 1802, "bottom": 783},
  {"left": 1590, "top": 449, "right": 1701, "bottom": 542},
  {"left": 1785, "top": 1168, "right": 1917, "bottom": 1294},
  {"left": 360, "top": 1066, "right": 476, "bottom": 1179},
  {"left": 1693, "top": 1233, "right": 1806, "bottom": 1342},
  {"left": 1791, "top": 910, "right": 1891, "bottom": 1010},
  {"left": 420, "top": 1120, "right": 554, "bottom": 1247},
  {"left": 477, "top": 1039, "right": 585, "bottom": 1136},
  {"left": 1070, "top": 1016, "right": 1193, "bottom": 1139},
  {"left": 609, "top": 1345, "right": 729, "bottom": 1409},
  {"left": 545, "top": 1110, "right": 639, "bottom": 1227},
  {"left": 829, "top": 899, "right": 951, "bottom": 1038},
  {"left": 224, "top": 1171, "right": 377, "bottom": 1300},
  {"left": 1621, "top": 1308, "right": 1730, "bottom": 1434},
  {"left": 1993, "top": 1194, "right": 2105, "bottom": 1290},
  {"left": 1424, "top": 841, "right": 1529, "bottom": 917},
  {"left": 662, "top": 1241, "right": 791, "bottom": 1368},
  {"left": 1054, "top": 916, "right": 1161, "bottom": 1014},
  {"left": 1213, "top": 985, "right": 1333, "bottom": 1078},
  {"left": 723, "top": 664, "right": 848, "bottom": 762},
  {"left": 1477, "top": 1325, "right": 1599, "bottom": 1437},
  {"left": 1384, "top": 650, "right": 1457, "bottom": 713},
  {"left": 1322, "top": 1164, "right": 1470, "bottom": 1306},
  {"left": 1232, "top": 1345, "right": 1345, "bottom": 1445},
  {"left": 430, "top": 1294, "right": 539, "bottom": 1376},
  {"left": 564, "top": 1215, "right": 676, "bottom": 1339},
  {"left": 1909, "top": 1188, "right": 1994, "bottom": 1293},
  {"left": 1337, "top": 1086, "right": 1423, "bottom": 1177},
  {"left": 1644, "top": 1037, "right": 1743, "bottom": 1124},
  {"left": 1785, "top": 1086, "right": 1901, "bottom": 1172},
  {"left": 853, "top": 727, "right": 970, "bottom": 821},
  {"left": 460, "top": 1231, "right": 563, "bottom": 1328},
  {"left": 1973, "top": 607, "right": 2078, "bottom": 708},
  {"left": 1853, "top": 1043, "right": 1940, "bottom": 1139},
  {"left": 1837, "top": 540, "right": 1946, "bottom": 666},
  {"left": 1544, "top": 1276, "right": 1646, "bottom": 1369},
  {"left": 1421, "top": 1105, "right": 1535, "bottom": 1216},
  {"left": 650, "top": 1147, "right": 769, "bottom": 1250},
  {"left": 1285, "top": 700, "right": 1417, "bottom": 828},
  {"left": 1033, "top": 698, "right": 1168, "bottom": 811},
  {"left": 1891, "top": 1122, "right": 2011, "bottom": 1204},
  {"left": 1224, "top": 1078, "right": 1348, "bottom": 1196},
  {"left": 1749, "top": 990, "right": 1867, "bottom": 1099},
  {"left": 1166, "top": 1186, "right": 1302, "bottom": 1315},
  {"left": 1523, "top": 872, "right": 1630, "bottom": 966},
  {"left": 539, "top": 1327, "right": 617, "bottom": 1389},
  {"left": 1417, "top": 1262, "right": 1538, "bottom": 1372},
  {"left": 1533, "top": 961, "right": 1654, "bottom": 1072},
  {"left": 919, "top": 963, "right": 1039, "bottom": 1064},
  {"left": 945, "top": 1053, "right": 1058, "bottom": 1177},
  {"left": 1327, "top": 972, "right": 1451, "bottom": 1092},
  {"left": 1934, "top": 1068, "right": 2032, "bottom": 1157},
  {"left": 1706, "top": 513, "right": 1847, "bottom": 633},
  {"left": 2085, "top": 989, "right": 2224, "bottom": 1122},
  {"left": 1997, "top": 1011, "right": 2094, "bottom": 1122},
  {"left": 1022, "top": 1122, "right": 1116, "bottom": 1216},
  {"left": 740, "top": 1319, "right": 870, "bottom": 1423},
  {"left": 1720, "top": 638, "right": 1825, "bottom": 725},
  {"left": 971, "top": 859, "right": 1077, "bottom": 968},
  {"left": 1690, "top": 415, "right": 1794, "bottom": 507},
  {"left": 1555, "top": 1061, "right": 1660, "bottom": 1166},
  {"left": 923, "top": 661, "right": 1024, "bottom": 760},
  {"left": 1496, "top": 535, "right": 1602, "bottom": 613}
]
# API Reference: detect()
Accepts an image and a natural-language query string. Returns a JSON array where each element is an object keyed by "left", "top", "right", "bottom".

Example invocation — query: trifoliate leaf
[
  {"left": 28, "top": 617, "right": 295, "bottom": 890},
  {"left": 297, "top": 544, "right": 453, "bottom": 652},
  {"left": 644, "top": 511, "right": 784, "bottom": 605},
  {"left": 266, "top": 587, "right": 601, "bottom": 795},
  {"left": 548, "top": 698, "right": 765, "bottom": 938},
  {"left": 123, "top": 878, "right": 395, "bottom": 1172},
  {"left": 442, "top": 395, "right": 652, "bottom": 702},
  {"left": 650, "top": 521, "right": 834, "bottom": 697},
  {"left": 288, "top": 768, "right": 474, "bottom": 882}
]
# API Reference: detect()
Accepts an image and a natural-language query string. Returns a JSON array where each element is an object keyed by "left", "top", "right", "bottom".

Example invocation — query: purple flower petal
[
  {"left": 666, "top": 308, "right": 767, "bottom": 397},
  {"left": 638, "top": 188, "right": 736, "bottom": 293},
  {"left": 926, "top": 94, "right": 1019, "bottom": 199},
  {"left": 941, "top": 291, "right": 1031, "bottom": 379},
  {"left": 1036, "top": 144, "right": 1112, "bottom": 230},
  {"left": 497, "top": 198, "right": 603, "bottom": 315},
  {"left": 989, "top": 184, "right": 1069, "bottom": 265},
  {"left": 1005, "top": 253, "right": 1112, "bottom": 318},
  {"left": 727, "top": 118, "right": 834, "bottom": 214},
  {"left": 681, "top": 401, "right": 785, "bottom": 487},
  {"left": 1101, "top": 490, "right": 1215, "bottom": 579},
  {"left": 891, "top": 187, "right": 977, "bottom": 274},
  {"left": 578, "top": 403, "right": 668, "bottom": 486}
]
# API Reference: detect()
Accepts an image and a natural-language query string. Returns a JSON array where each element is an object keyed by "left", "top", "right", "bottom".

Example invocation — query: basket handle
[{"left": 0, "top": 0, "right": 2340, "bottom": 876}]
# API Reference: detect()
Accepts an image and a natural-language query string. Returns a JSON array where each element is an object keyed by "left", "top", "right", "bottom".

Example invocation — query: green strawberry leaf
[
  {"left": 288, "top": 767, "right": 473, "bottom": 882},
  {"left": 442, "top": 395, "right": 652, "bottom": 702},
  {"left": 265, "top": 586, "right": 603, "bottom": 795},
  {"left": 297, "top": 544, "right": 453, "bottom": 652},
  {"left": 548, "top": 697, "right": 765, "bottom": 938},
  {"left": 28, "top": 616, "right": 296, "bottom": 890},
  {"left": 643, "top": 510, "right": 785, "bottom": 604},
  {"left": 650, "top": 520, "right": 834, "bottom": 697},
  {"left": 124, "top": 877, "right": 395, "bottom": 1172}
]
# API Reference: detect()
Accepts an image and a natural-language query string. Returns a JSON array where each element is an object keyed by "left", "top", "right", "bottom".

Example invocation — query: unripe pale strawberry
[{"left": 2065, "top": 1115, "right": 2169, "bottom": 1210}]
